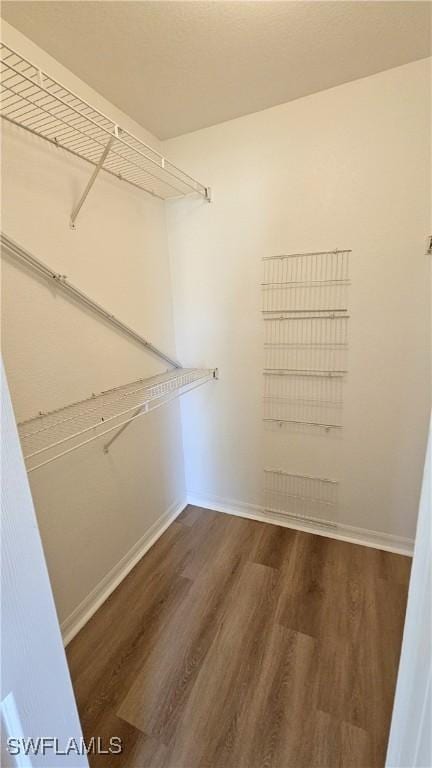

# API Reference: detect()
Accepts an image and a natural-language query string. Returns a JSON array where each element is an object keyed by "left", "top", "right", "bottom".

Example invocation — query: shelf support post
[
  {"left": 70, "top": 128, "right": 118, "bottom": 229},
  {"left": 103, "top": 405, "right": 147, "bottom": 454},
  {"left": 103, "top": 369, "right": 218, "bottom": 454}
]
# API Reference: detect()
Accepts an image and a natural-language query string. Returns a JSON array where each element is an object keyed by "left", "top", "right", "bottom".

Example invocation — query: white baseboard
[
  {"left": 61, "top": 498, "right": 187, "bottom": 646},
  {"left": 187, "top": 493, "right": 414, "bottom": 557}
]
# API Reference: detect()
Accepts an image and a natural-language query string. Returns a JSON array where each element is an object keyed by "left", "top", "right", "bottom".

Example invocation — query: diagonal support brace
[
  {"left": 103, "top": 369, "right": 218, "bottom": 454},
  {"left": 103, "top": 404, "right": 148, "bottom": 454},
  {"left": 70, "top": 131, "right": 117, "bottom": 228}
]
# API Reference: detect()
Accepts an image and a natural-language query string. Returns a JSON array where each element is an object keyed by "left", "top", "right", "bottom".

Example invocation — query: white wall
[
  {"left": 1, "top": 363, "right": 87, "bottom": 767},
  {"left": 1, "top": 22, "right": 186, "bottom": 632},
  {"left": 165, "top": 58, "right": 431, "bottom": 544},
  {"left": 386, "top": 416, "right": 431, "bottom": 767}
]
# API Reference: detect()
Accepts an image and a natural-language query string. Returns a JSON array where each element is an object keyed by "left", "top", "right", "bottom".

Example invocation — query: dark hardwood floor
[{"left": 67, "top": 506, "right": 410, "bottom": 768}]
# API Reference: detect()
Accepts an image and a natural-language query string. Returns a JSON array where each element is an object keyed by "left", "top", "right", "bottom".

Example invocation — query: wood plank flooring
[{"left": 67, "top": 506, "right": 410, "bottom": 768}]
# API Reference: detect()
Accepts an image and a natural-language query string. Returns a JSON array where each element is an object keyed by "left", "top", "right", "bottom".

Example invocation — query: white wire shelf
[
  {"left": 262, "top": 249, "right": 351, "bottom": 264},
  {"left": 18, "top": 368, "right": 216, "bottom": 473},
  {"left": 263, "top": 312, "right": 348, "bottom": 372},
  {"left": 0, "top": 43, "right": 210, "bottom": 205},
  {"left": 261, "top": 248, "right": 351, "bottom": 435},
  {"left": 262, "top": 250, "right": 350, "bottom": 314},
  {"left": 264, "top": 469, "right": 339, "bottom": 526},
  {"left": 263, "top": 372, "right": 344, "bottom": 430}
]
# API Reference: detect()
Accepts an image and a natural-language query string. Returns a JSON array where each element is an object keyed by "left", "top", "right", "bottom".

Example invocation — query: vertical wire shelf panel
[
  {"left": 261, "top": 248, "right": 350, "bottom": 429},
  {"left": 0, "top": 43, "right": 208, "bottom": 201},
  {"left": 262, "top": 250, "right": 350, "bottom": 314},
  {"left": 263, "top": 314, "right": 349, "bottom": 373},
  {"left": 263, "top": 372, "right": 344, "bottom": 429},
  {"left": 264, "top": 469, "right": 338, "bottom": 525}
]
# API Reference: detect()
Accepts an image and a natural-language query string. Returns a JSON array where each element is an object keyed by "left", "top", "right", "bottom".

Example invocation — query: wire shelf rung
[
  {"left": 18, "top": 368, "right": 216, "bottom": 472},
  {"left": 264, "top": 468, "right": 339, "bottom": 524},
  {"left": 0, "top": 42, "right": 210, "bottom": 203}
]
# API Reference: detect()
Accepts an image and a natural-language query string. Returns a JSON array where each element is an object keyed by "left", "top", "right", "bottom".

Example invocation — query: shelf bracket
[
  {"left": 103, "top": 368, "right": 218, "bottom": 454},
  {"left": 70, "top": 129, "right": 118, "bottom": 229},
  {"left": 103, "top": 405, "right": 147, "bottom": 453}
]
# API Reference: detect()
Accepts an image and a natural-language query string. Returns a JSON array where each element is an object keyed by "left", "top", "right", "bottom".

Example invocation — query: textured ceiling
[{"left": 2, "top": 1, "right": 431, "bottom": 139}]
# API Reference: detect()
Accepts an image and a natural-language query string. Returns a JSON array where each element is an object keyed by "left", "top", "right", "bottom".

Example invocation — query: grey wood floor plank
[
  {"left": 117, "top": 516, "right": 263, "bottom": 743},
  {"left": 160, "top": 561, "right": 283, "bottom": 768},
  {"left": 67, "top": 506, "right": 410, "bottom": 768}
]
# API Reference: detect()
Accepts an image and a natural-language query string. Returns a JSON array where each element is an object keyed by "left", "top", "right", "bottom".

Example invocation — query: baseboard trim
[
  {"left": 61, "top": 497, "right": 187, "bottom": 646},
  {"left": 187, "top": 493, "right": 414, "bottom": 557}
]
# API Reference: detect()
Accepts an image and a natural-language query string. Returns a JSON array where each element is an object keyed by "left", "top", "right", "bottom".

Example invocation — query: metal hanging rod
[
  {"left": 1, "top": 232, "right": 181, "bottom": 369},
  {"left": 262, "top": 249, "right": 352, "bottom": 261},
  {"left": 0, "top": 43, "right": 211, "bottom": 226}
]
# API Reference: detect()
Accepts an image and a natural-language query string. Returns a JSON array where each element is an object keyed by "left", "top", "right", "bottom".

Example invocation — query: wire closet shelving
[
  {"left": 261, "top": 249, "right": 350, "bottom": 529},
  {"left": 262, "top": 249, "right": 350, "bottom": 315},
  {"left": 264, "top": 469, "right": 339, "bottom": 528},
  {"left": 1, "top": 233, "right": 218, "bottom": 473},
  {"left": 263, "top": 372, "right": 344, "bottom": 431},
  {"left": 262, "top": 249, "right": 351, "bottom": 431},
  {"left": 19, "top": 368, "right": 216, "bottom": 473},
  {"left": 0, "top": 42, "right": 211, "bottom": 226}
]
